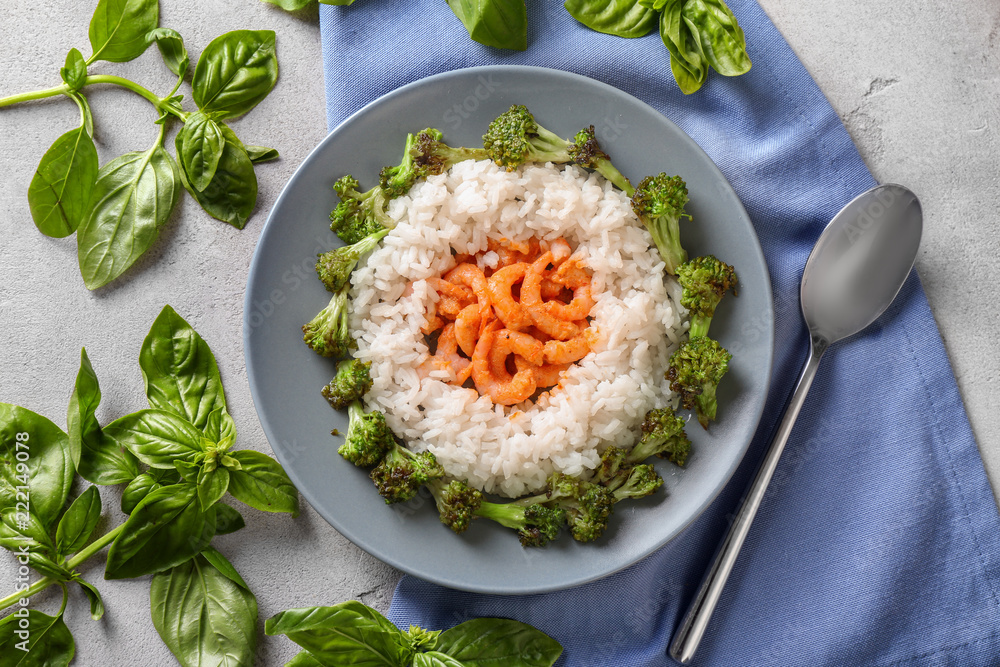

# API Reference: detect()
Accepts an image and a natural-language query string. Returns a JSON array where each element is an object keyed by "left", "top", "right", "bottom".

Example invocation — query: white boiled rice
[{"left": 351, "top": 160, "right": 684, "bottom": 497}]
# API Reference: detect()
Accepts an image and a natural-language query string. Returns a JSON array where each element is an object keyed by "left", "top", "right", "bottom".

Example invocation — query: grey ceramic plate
[{"left": 244, "top": 66, "right": 773, "bottom": 595}]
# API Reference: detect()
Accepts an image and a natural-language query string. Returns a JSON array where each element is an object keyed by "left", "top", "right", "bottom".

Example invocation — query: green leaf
[
  {"left": 175, "top": 111, "right": 225, "bottom": 192},
  {"left": 285, "top": 652, "right": 326, "bottom": 667},
  {"left": 120, "top": 471, "right": 160, "bottom": 514},
  {"left": 265, "top": 602, "right": 415, "bottom": 667},
  {"left": 213, "top": 503, "right": 245, "bottom": 535},
  {"left": 660, "top": 1, "right": 708, "bottom": 94},
  {"left": 60, "top": 48, "right": 88, "bottom": 91},
  {"left": 148, "top": 27, "right": 189, "bottom": 76},
  {"left": 75, "top": 577, "right": 106, "bottom": 620},
  {"left": 446, "top": 0, "right": 527, "bottom": 50},
  {"left": 105, "top": 483, "right": 216, "bottom": 579},
  {"left": 263, "top": 0, "right": 317, "bottom": 9},
  {"left": 88, "top": 0, "right": 159, "bottom": 63},
  {"left": 104, "top": 409, "right": 207, "bottom": 469},
  {"left": 0, "top": 609, "right": 75, "bottom": 666},
  {"left": 139, "top": 304, "right": 229, "bottom": 435},
  {"left": 435, "top": 618, "right": 563, "bottom": 667},
  {"left": 414, "top": 652, "right": 468, "bottom": 667},
  {"left": 27, "top": 126, "right": 99, "bottom": 238},
  {"left": 204, "top": 408, "right": 236, "bottom": 445},
  {"left": 192, "top": 30, "right": 278, "bottom": 118},
  {"left": 197, "top": 465, "right": 229, "bottom": 512},
  {"left": 0, "top": 508, "right": 54, "bottom": 552},
  {"left": 245, "top": 145, "right": 280, "bottom": 163},
  {"left": 69, "top": 348, "right": 141, "bottom": 485},
  {"left": 76, "top": 143, "right": 181, "bottom": 289},
  {"left": 178, "top": 122, "right": 257, "bottom": 229},
  {"left": 227, "top": 450, "right": 299, "bottom": 515},
  {"left": 55, "top": 486, "right": 102, "bottom": 555},
  {"left": 150, "top": 550, "right": 257, "bottom": 667},
  {"left": 25, "top": 552, "right": 75, "bottom": 582},
  {"left": 682, "top": 0, "right": 751, "bottom": 76},
  {"left": 0, "top": 404, "right": 74, "bottom": 529},
  {"left": 200, "top": 546, "right": 251, "bottom": 590},
  {"left": 563, "top": 0, "right": 658, "bottom": 38}
]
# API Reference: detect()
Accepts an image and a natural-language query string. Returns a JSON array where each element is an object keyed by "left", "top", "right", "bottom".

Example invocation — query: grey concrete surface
[{"left": 0, "top": 1, "right": 996, "bottom": 665}]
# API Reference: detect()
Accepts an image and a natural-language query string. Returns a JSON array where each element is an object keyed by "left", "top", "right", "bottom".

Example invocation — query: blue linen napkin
[{"left": 319, "top": 2, "right": 1000, "bottom": 664}]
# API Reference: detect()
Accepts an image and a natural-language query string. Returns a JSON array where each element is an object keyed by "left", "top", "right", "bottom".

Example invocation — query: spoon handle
[{"left": 668, "top": 339, "right": 827, "bottom": 664}]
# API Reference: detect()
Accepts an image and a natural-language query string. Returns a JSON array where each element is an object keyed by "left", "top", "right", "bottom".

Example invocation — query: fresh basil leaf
[
  {"left": 148, "top": 27, "right": 189, "bottom": 76},
  {"left": 227, "top": 450, "right": 299, "bottom": 515},
  {"left": 88, "top": 0, "right": 159, "bottom": 63},
  {"left": 196, "top": 465, "right": 229, "bottom": 512},
  {"left": 265, "top": 602, "right": 415, "bottom": 667},
  {"left": 71, "top": 92, "right": 95, "bottom": 138},
  {"left": 564, "top": 0, "right": 658, "bottom": 38},
  {"left": 27, "top": 126, "right": 99, "bottom": 238},
  {"left": 0, "top": 404, "right": 74, "bottom": 529},
  {"left": 76, "top": 143, "right": 181, "bottom": 290},
  {"left": 682, "top": 0, "right": 750, "bottom": 76},
  {"left": 285, "top": 651, "right": 326, "bottom": 667},
  {"left": 263, "top": 0, "right": 316, "bottom": 9},
  {"left": 150, "top": 550, "right": 257, "bottom": 667},
  {"left": 175, "top": 111, "right": 225, "bottom": 192},
  {"left": 69, "top": 348, "right": 141, "bottom": 485},
  {"left": 245, "top": 145, "right": 280, "bottom": 163},
  {"left": 60, "top": 48, "right": 88, "bottom": 91},
  {"left": 435, "top": 618, "right": 563, "bottom": 667},
  {"left": 192, "top": 30, "right": 278, "bottom": 118},
  {"left": 0, "top": 608, "right": 75, "bottom": 666},
  {"left": 178, "top": 122, "right": 257, "bottom": 229},
  {"left": 75, "top": 577, "right": 105, "bottom": 620},
  {"left": 121, "top": 472, "right": 159, "bottom": 515},
  {"left": 446, "top": 0, "right": 527, "bottom": 51},
  {"left": 173, "top": 458, "right": 200, "bottom": 482},
  {"left": 0, "top": 508, "right": 54, "bottom": 551},
  {"left": 203, "top": 407, "right": 236, "bottom": 445},
  {"left": 200, "top": 546, "right": 250, "bottom": 589},
  {"left": 213, "top": 503, "right": 245, "bottom": 535},
  {"left": 105, "top": 483, "right": 216, "bottom": 579},
  {"left": 104, "top": 409, "right": 207, "bottom": 469},
  {"left": 55, "top": 486, "right": 102, "bottom": 556},
  {"left": 414, "top": 652, "right": 468, "bottom": 667},
  {"left": 139, "top": 304, "right": 229, "bottom": 436},
  {"left": 26, "top": 552, "right": 75, "bottom": 582},
  {"left": 660, "top": 1, "right": 708, "bottom": 94}
]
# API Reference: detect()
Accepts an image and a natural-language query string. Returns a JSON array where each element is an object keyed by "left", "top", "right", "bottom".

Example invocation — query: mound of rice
[{"left": 351, "top": 160, "right": 685, "bottom": 497}]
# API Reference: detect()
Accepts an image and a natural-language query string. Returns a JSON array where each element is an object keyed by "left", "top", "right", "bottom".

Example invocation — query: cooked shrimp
[
  {"left": 472, "top": 321, "right": 536, "bottom": 405},
  {"left": 419, "top": 323, "right": 471, "bottom": 383},
  {"left": 490, "top": 328, "right": 544, "bottom": 367},
  {"left": 538, "top": 283, "right": 595, "bottom": 322},
  {"left": 542, "top": 329, "right": 596, "bottom": 365},
  {"left": 515, "top": 356, "right": 570, "bottom": 388},
  {"left": 487, "top": 263, "right": 533, "bottom": 331},
  {"left": 426, "top": 277, "right": 475, "bottom": 319},
  {"left": 550, "top": 257, "right": 591, "bottom": 289},
  {"left": 540, "top": 238, "right": 572, "bottom": 264},
  {"left": 454, "top": 303, "right": 481, "bottom": 357},
  {"left": 488, "top": 238, "right": 540, "bottom": 267}
]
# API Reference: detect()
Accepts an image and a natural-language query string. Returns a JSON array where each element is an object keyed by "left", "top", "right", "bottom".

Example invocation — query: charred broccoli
[
  {"left": 631, "top": 407, "right": 693, "bottom": 466},
  {"left": 569, "top": 125, "right": 634, "bottom": 195},
  {"left": 302, "top": 287, "right": 353, "bottom": 358},
  {"left": 370, "top": 443, "right": 445, "bottom": 504},
  {"left": 428, "top": 479, "right": 483, "bottom": 534},
  {"left": 667, "top": 337, "right": 732, "bottom": 429},
  {"left": 411, "top": 128, "right": 489, "bottom": 176},
  {"left": 609, "top": 464, "right": 664, "bottom": 502},
  {"left": 677, "top": 255, "right": 738, "bottom": 338},
  {"left": 338, "top": 401, "right": 395, "bottom": 468},
  {"left": 329, "top": 175, "right": 391, "bottom": 244},
  {"left": 379, "top": 133, "right": 428, "bottom": 199},
  {"left": 322, "top": 359, "right": 373, "bottom": 410},
  {"left": 315, "top": 228, "right": 389, "bottom": 294},
  {"left": 474, "top": 499, "right": 568, "bottom": 547},
  {"left": 630, "top": 173, "right": 691, "bottom": 275}
]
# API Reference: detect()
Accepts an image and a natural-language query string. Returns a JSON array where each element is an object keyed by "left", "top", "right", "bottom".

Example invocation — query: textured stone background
[{"left": 0, "top": 1, "right": 996, "bottom": 664}]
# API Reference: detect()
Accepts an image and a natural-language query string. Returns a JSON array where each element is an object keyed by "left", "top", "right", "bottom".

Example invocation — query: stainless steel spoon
[{"left": 668, "top": 183, "right": 923, "bottom": 664}]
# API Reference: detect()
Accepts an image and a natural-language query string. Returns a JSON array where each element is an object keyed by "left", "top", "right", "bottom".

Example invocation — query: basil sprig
[
  {"left": 0, "top": 305, "right": 298, "bottom": 664},
  {"left": 0, "top": 0, "right": 281, "bottom": 290},
  {"left": 266, "top": 602, "right": 563, "bottom": 667}
]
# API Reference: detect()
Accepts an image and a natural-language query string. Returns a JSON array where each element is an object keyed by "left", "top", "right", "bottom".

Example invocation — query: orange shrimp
[
  {"left": 550, "top": 257, "right": 591, "bottom": 289},
  {"left": 542, "top": 327, "right": 598, "bottom": 365},
  {"left": 486, "top": 263, "right": 534, "bottom": 331},
  {"left": 419, "top": 323, "right": 472, "bottom": 383},
  {"left": 490, "top": 328, "right": 545, "bottom": 367},
  {"left": 522, "top": 252, "right": 582, "bottom": 341},
  {"left": 426, "top": 277, "right": 475, "bottom": 319},
  {"left": 472, "top": 321, "right": 537, "bottom": 405},
  {"left": 514, "top": 356, "right": 571, "bottom": 389},
  {"left": 454, "top": 304, "right": 481, "bottom": 357}
]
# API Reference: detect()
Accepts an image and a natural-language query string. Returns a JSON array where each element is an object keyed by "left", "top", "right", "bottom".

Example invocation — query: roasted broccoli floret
[
  {"left": 329, "top": 175, "right": 391, "bottom": 244},
  {"left": 315, "top": 228, "right": 389, "bottom": 294},
  {"left": 322, "top": 359, "right": 373, "bottom": 410},
  {"left": 609, "top": 464, "right": 664, "bottom": 502},
  {"left": 630, "top": 173, "right": 691, "bottom": 275},
  {"left": 370, "top": 443, "right": 445, "bottom": 504},
  {"left": 667, "top": 337, "right": 732, "bottom": 429},
  {"left": 411, "top": 128, "right": 489, "bottom": 176},
  {"left": 428, "top": 479, "right": 483, "bottom": 534},
  {"left": 568, "top": 125, "right": 634, "bottom": 196},
  {"left": 535, "top": 473, "right": 614, "bottom": 543},
  {"left": 474, "top": 500, "right": 567, "bottom": 547},
  {"left": 338, "top": 401, "right": 395, "bottom": 468},
  {"left": 302, "top": 288, "right": 353, "bottom": 358},
  {"left": 677, "top": 255, "right": 738, "bottom": 338},
  {"left": 379, "top": 133, "right": 429, "bottom": 199},
  {"left": 631, "top": 406, "right": 692, "bottom": 466},
  {"left": 483, "top": 104, "right": 574, "bottom": 170}
]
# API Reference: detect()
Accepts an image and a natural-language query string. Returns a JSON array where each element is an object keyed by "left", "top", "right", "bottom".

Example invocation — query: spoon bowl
[{"left": 669, "top": 184, "right": 923, "bottom": 664}]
